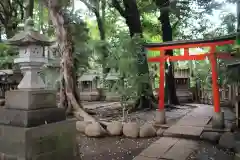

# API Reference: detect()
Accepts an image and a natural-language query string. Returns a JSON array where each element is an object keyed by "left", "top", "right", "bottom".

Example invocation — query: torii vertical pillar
[
  {"left": 155, "top": 51, "right": 166, "bottom": 124},
  {"left": 210, "top": 46, "right": 224, "bottom": 129}
]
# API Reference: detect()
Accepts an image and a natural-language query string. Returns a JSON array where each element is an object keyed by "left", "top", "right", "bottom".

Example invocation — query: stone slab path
[
  {"left": 163, "top": 105, "right": 213, "bottom": 138},
  {"left": 134, "top": 104, "right": 214, "bottom": 160},
  {"left": 133, "top": 138, "right": 199, "bottom": 160}
]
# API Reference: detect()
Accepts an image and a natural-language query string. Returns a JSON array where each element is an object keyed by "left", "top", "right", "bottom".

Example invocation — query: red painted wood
[
  {"left": 209, "top": 46, "right": 221, "bottom": 113},
  {"left": 146, "top": 40, "right": 234, "bottom": 51},
  {"left": 159, "top": 50, "right": 165, "bottom": 111},
  {"left": 184, "top": 48, "right": 189, "bottom": 56},
  {"left": 146, "top": 39, "right": 234, "bottom": 113},
  {"left": 148, "top": 53, "right": 232, "bottom": 62}
]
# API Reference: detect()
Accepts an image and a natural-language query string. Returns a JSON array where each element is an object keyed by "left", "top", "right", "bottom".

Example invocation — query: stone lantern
[
  {"left": 0, "top": 18, "right": 76, "bottom": 159},
  {"left": 7, "top": 18, "right": 52, "bottom": 89}
]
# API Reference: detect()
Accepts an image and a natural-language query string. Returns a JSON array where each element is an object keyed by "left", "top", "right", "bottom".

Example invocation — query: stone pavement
[
  {"left": 133, "top": 137, "right": 199, "bottom": 160},
  {"left": 134, "top": 104, "right": 214, "bottom": 160},
  {"left": 164, "top": 105, "right": 213, "bottom": 138}
]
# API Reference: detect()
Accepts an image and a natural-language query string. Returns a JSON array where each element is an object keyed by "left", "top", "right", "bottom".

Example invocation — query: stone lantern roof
[{"left": 7, "top": 18, "right": 54, "bottom": 46}]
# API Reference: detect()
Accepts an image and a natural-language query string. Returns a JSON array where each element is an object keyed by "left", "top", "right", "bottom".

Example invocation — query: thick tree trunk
[
  {"left": 81, "top": 0, "right": 109, "bottom": 76},
  {"left": 122, "top": 0, "right": 156, "bottom": 109},
  {"left": 94, "top": 11, "right": 110, "bottom": 75},
  {"left": 5, "top": 25, "right": 17, "bottom": 39},
  {"left": 45, "top": 1, "right": 96, "bottom": 122},
  {"left": 157, "top": 0, "right": 179, "bottom": 105},
  {"left": 26, "top": 0, "right": 34, "bottom": 18}
]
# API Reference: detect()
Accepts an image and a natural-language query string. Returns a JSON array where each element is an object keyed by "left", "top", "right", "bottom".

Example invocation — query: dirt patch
[
  {"left": 77, "top": 135, "right": 159, "bottom": 160},
  {"left": 93, "top": 104, "right": 196, "bottom": 125}
]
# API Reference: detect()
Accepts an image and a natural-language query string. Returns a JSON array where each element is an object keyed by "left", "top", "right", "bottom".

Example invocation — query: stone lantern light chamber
[{"left": 6, "top": 17, "right": 54, "bottom": 89}]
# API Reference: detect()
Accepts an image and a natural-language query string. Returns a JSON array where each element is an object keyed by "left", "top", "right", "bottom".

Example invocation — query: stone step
[{"left": 163, "top": 126, "right": 204, "bottom": 139}]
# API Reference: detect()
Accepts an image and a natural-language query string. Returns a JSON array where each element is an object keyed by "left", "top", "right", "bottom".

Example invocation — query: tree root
[
  {"left": 66, "top": 92, "right": 97, "bottom": 122},
  {"left": 66, "top": 92, "right": 108, "bottom": 129}
]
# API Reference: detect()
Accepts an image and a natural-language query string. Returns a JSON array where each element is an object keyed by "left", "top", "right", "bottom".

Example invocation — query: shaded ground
[
  {"left": 77, "top": 136, "right": 158, "bottom": 160},
  {"left": 87, "top": 102, "right": 196, "bottom": 125},
  {"left": 187, "top": 141, "right": 235, "bottom": 160},
  {"left": 78, "top": 103, "right": 197, "bottom": 160}
]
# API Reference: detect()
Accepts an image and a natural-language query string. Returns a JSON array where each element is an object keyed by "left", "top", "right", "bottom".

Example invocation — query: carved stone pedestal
[{"left": 0, "top": 90, "right": 76, "bottom": 160}]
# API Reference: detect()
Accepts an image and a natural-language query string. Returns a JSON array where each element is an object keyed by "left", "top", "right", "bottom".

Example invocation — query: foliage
[
  {"left": 0, "top": 43, "right": 18, "bottom": 69},
  {"left": 0, "top": 0, "right": 238, "bottom": 101},
  {"left": 107, "top": 33, "right": 151, "bottom": 107},
  {"left": 70, "top": 11, "right": 92, "bottom": 75}
]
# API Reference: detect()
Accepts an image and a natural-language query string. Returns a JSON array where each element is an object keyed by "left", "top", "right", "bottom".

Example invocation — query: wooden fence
[{"left": 199, "top": 84, "right": 240, "bottom": 106}]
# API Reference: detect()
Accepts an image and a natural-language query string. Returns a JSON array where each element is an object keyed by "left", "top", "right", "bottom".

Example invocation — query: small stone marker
[
  {"left": 85, "top": 122, "right": 106, "bottom": 137},
  {"left": 107, "top": 121, "right": 123, "bottom": 136},
  {"left": 123, "top": 122, "right": 140, "bottom": 138},
  {"left": 139, "top": 123, "right": 156, "bottom": 138}
]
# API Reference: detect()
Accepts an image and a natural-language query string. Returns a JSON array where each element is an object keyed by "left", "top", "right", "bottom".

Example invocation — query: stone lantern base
[{"left": 0, "top": 90, "right": 76, "bottom": 160}]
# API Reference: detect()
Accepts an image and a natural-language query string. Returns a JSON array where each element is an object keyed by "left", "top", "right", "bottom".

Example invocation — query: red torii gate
[{"left": 145, "top": 34, "right": 235, "bottom": 127}]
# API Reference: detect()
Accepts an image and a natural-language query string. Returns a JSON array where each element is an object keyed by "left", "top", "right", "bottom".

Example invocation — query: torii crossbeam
[{"left": 144, "top": 34, "right": 236, "bottom": 128}]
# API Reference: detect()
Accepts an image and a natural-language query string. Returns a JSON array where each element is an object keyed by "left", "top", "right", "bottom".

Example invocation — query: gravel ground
[
  {"left": 187, "top": 141, "right": 235, "bottom": 160},
  {"left": 77, "top": 104, "right": 196, "bottom": 160},
  {"left": 77, "top": 136, "right": 159, "bottom": 160}
]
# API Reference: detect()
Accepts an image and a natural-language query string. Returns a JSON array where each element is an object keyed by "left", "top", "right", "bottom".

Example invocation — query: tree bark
[
  {"left": 5, "top": 25, "right": 18, "bottom": 39},
  {"left": 80, "top": 0, "right": 110, "bottom": 75},
  {"left": 94, "top": 8, "right": 110, "bottom": 75},
  {"left": 113, "top": 0, "right": 156, "bottom": 109},
  {"left": 45, "top": 0, "right": 96, "bottom": 122},
  {"left": 26, "top": 0, "right": 34, "bottom": 18},
  {"left": 156, "top": 0, "right": 179, "bottom": 105}
]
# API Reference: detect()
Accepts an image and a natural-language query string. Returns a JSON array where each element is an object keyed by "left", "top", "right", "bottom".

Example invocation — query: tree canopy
[{"left": 0, "top": 0, "right": 237, "bottom": 116}]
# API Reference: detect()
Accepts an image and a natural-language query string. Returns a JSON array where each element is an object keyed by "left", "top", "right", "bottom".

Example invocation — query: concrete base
[
  {"left": 212, "top": 112, "right": 225, "bottom": 129},
  {"left": 0, "top": 120, "right": 76, "bottom": 160},
  {"left": 5, "top": 90, "right": 56, "bottom": 110},
  {"left": 155, "top": 110, "right": 166, "bottom": 125}
]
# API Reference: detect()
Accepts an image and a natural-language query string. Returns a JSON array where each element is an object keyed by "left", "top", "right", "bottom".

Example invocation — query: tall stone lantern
[
  {"left": 8, "top": 18, "right": 50, "bottom": 89},
  {"left": 0, "top": 18, "right": 76, "bottom": 159}
]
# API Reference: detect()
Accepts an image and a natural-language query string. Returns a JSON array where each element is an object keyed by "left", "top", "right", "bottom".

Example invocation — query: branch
[
  {"left": 79, "top": 0, "right": 97, "bottom": 13},
  {"left": 15, "top": 0, "right": 27, "bottom": 20},
  {"left": 7, "top": 0, "right": 12, "bottom": 11},
  {"left": 0, "top": 1, "right": 9, "bottom": 16},
  {"left": 111, "top": 0, "right": 126, "bottom": 18},
  {"left": 0, "top": 13, "right": 5, "bottom": 24},
  {"left": 15, "top": 0, "right": 27, "bottom": 10},
  {"left": 172, "top": 20, "right": 180, "bottom": 31}
]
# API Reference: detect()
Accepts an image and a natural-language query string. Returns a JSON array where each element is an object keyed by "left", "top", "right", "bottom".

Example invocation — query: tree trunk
[
  {"left": 45, "top": 0, "right": 96, "bottom": 122},
  {"left": 81, "top": 0, "right": 110, "bottom": 76},
  {"left": 157, "top": 0, "right": 179, "bottom": 105},
  {"left": 122, "top": 0, "right": 156, "bottom": 109},
  {"left": 94, "top": 9, "right": 110, "bottom": 75},
  {"left": 5, "top": 25, "right": 17, "bottom": 39},
  {"left": 26, "top": 0, "right": 34, "bottom": 18}
]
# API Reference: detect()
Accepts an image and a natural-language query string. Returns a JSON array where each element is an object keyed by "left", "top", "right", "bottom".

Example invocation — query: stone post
[{"left": 0, "top": 18, "right": 76, "bottom": 159}]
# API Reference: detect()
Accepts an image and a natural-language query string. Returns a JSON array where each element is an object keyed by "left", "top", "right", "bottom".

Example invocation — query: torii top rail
[{"left": 144, "top": 34, "right": 236, "bottom": 113}]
